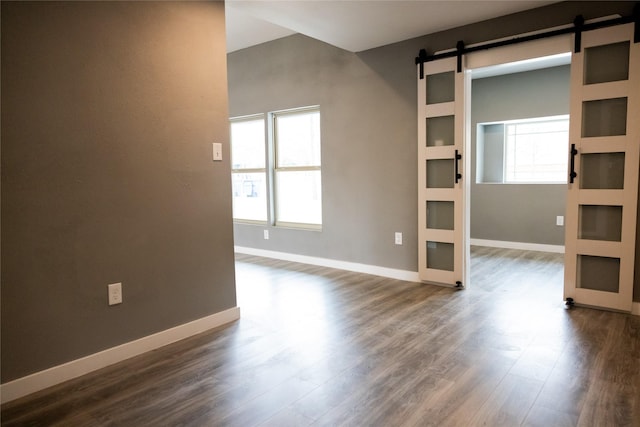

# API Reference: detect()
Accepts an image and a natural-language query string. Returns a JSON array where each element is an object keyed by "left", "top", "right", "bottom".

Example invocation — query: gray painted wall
[
  {"left": 471, "top": 66, "right": 570, "bottom": 245},
  {"left": 1, "top": 1, "right": 237, "bottom": 382},
  {"left": 229, "top": 35, "right": 418, "bottom": 271},
  {"left": 229, "top": 1, "right": 640, "bottom": 301}
]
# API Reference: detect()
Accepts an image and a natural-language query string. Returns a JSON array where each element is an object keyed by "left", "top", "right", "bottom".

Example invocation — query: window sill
[{"left": 475, "top": 182, "right": 568, "bottom": 185}]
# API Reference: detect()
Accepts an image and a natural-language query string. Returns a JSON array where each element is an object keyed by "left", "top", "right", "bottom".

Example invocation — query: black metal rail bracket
[
  {"left": 634, "top": 2, "right": 640, "bottom": 43},
  {"left": 456, "top": 40, "right": 465, "bottom": 73},
  {"left": 574, "top": 15, "right": 584, "bottom": 53}
]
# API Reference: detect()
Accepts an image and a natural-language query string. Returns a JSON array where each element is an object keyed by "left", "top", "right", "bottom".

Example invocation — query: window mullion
[
  {"left": 231, "top": 167, "right": 266, "bottom": 174},
  {"left": 274, "top": 166, "right": 321, "bottom": 173}
]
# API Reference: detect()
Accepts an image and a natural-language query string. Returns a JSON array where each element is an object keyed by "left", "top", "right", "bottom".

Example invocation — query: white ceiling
[{"left": 225, "top": 0, "right": 557, "bottom": 53}]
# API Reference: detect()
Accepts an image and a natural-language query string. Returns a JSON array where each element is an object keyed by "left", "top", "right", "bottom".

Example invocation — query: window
[
  {"left": 504, "top": 117, "right": 569, "bottom": 183},
  {"left": 230, "top": 116, "right": 267, "bottom": 222},
  {"left": 476, "top": 115, "right": 569, "bottom": 184},
  {"left": 273, "top": 109, "right": 322, "bottom": 226},
  {"left": 230, "top": 107, "right": 322, "bottom": 228}
]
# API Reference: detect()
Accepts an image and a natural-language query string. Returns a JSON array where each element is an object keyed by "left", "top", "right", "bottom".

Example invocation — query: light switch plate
[{"left": 213, "top": 143, "right": 222, "bottom": 161}]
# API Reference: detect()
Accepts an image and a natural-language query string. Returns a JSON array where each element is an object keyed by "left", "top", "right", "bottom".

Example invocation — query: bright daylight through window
[
  {"left": 230, "top": 107, "right": 322, "bottom": 228},
  {"left": 230, "top": 116, "right": 267, "bottom": 222},
  {"left": 477, "top": 115, "right": 569, "bottom": 184},
  {"left": 273, "top": 109, "right": 322, "bottom": 226}
]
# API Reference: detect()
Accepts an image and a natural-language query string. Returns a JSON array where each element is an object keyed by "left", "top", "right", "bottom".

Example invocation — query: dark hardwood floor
[{"left": 2, "top": 247, "right": 639, "bottom": 426}]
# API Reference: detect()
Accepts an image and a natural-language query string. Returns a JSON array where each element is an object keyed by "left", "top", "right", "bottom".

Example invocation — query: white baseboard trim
[
  {"left": 470, "top": 239, "right": 565, "bottom": 254},
  {"left": 0, "top": 306, "right": 240, "bottom": 404},
  {"left": 633, "top": 302, "right": 640, "bottom": 316},
  {"left": 235, "top": 246, "right": 421, "bottom": 282}
]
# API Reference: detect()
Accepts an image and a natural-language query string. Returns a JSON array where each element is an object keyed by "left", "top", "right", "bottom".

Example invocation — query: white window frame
[
  {"left": 476, "top": 114, "right": 569, "bottom": 185},
  {"left": 230, "top": 106, "right": 322, "bottom": 230},
  {"left": 230, "top": 114, "right": 268, "bottom": 224},
  {"left": 271, "top": 106, "right": 322, "bottom": 229}
]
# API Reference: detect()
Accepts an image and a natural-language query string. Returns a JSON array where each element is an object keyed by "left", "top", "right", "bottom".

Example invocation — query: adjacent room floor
[{"left": 2, "top": 247, "right": 639, "bottom": 426}]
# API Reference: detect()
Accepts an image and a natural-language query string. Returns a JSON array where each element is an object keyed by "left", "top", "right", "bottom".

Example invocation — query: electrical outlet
[
  {"left": 556, "top": 216, "right": 564, "bottom": 226},
  {"left": 108, "top": 282, "right": 122, "bottom": 306},
  {"left": 263, "top": 229, "right": 269, "bottom": 240},
  {"left": 395, "top": 232, "right": 403, "bottom": 245}
]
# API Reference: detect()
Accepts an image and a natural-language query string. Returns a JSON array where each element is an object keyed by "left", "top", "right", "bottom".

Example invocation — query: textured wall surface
[{"left": 1, "top": 1, "right": 237, "bottom": 382}]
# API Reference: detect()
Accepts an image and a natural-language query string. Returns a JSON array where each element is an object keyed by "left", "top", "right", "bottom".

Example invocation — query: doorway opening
[{"left": 468, "top": 53, "right": 571, "bottom": 298}]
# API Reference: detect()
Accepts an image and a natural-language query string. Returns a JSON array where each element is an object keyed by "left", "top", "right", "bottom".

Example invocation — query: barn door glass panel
[
  {"left": 427, "top": 242, "right": 454, "bottom": 271},
  {"left": 577, "top": 255, "right": 620, "bottom": 293},
  {"left": 427, "top": 201, "right": 454, "bottom": 230},
  {"left": 426, "top": 71, "right": 455, "bottom": 104},
  {"left": 426, "top": 159, "right": 455, "bottom": 188},
  {"left": 581, "top": 98, "right": 627, "bottom": 137},
  {"left": 579, "top": 153, "right": 625, "bottom": 189},
  {"left": 584, "top": 41, "right": 629, "bottom": 84},
  {"left": 578, "top": 205, "right": 622, "bottom": 241},
  {"left": 427, "top": 116, "right": 455, "bottom": 146}
]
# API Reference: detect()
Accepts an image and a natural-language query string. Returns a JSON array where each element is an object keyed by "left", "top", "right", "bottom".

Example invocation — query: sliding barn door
[
  {"left": 564, "top": 24, "right": 639, "bottom": 311},
  {"left": 418, "top": 57, "right": 469, "bottom": 286}
]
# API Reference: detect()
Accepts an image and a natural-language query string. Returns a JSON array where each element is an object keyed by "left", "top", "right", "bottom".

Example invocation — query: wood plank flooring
[{"left": 2, "top": 247, "right": 639, "bottom": 426}]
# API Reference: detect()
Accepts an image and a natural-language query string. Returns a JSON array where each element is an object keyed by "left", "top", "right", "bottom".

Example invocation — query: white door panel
[
  {"left": 564, "top": 24, "right": 639, "bottom": 312},
  {"left": 418, "top": 57, "right": 469, "bottom": 287}
]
